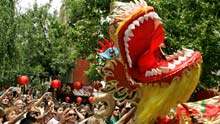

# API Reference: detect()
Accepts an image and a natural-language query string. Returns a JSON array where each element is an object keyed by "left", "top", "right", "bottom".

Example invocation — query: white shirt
[{"left": 47, "top": 117, "right": 59, "bottom": 124}]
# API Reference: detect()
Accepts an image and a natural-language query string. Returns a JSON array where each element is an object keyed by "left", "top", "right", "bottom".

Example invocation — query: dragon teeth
[
  {"left": 144, "top": 14, "right": 149, "bottom": 21},
  {"left": 168, "top": 63, "right": 176, "bottom": 69},
  {"left": 173, "top": 60, "right": 181, "bottom": 65},
  {"left": 133, "top": 20, "right": 140, "bottom": 26},
  {"left": 145, "top": 71, "right": 151, "bottom": 77},
  {"left": 156, "top": 68, "right": 162, "bottom": 75},
  {"left": 125, "top": 29, "right": 134, "bottom": 37},
  {"left": 128, "top": 23, "right": 135, "bottom": 30},
  {"left": 123, "top": 36, "right": 131, "bottom": 42},
  {"left": 178, "top": 56, "right": 187, "bottom": 61},
  {"left": 151, "top": 69, "right": 157, "bottom": 76},
  {"left": 159, "top": 67, "right": 169, "bottom": 73},
  {"left": 138, "top": 16, "right": 145, "bottom": 24},
  {"left": 183, "top": 48, "right": 194, "bottom": 57},
  {"left": 126, "top": 54, "right": 132, "bottom": 68}
]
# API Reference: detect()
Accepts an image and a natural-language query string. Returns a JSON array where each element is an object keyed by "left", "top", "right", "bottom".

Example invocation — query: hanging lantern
[
  {"left": 73, "top": 81, "right": 82, "bottom": 90},
  {"left": 18, "top": 76, "right": 29, "bottom": 85},
  {"left": 88, "top": 96, "right": 94, "bottom": 103},
  {"left": 76, "top": 97, "right": 83, "bottom": 103},
  {"left": 65, "top": 96, "right": 70, "bottom": 103},
  {"left": 51, "top": 79, "right": 61, "bottom": 89},
  {"left": 93, "top": 82, "right": 102, "bottom": 90}
]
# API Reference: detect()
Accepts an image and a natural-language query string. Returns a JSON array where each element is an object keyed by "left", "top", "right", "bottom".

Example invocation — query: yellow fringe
[{"left": 135, "top": 63, "right": 202, "bottom": 124}]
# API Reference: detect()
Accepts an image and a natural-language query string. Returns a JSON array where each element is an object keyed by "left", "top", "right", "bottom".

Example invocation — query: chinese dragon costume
[{"left": 94, "top": 0, "right": 203, "bottom": 123}]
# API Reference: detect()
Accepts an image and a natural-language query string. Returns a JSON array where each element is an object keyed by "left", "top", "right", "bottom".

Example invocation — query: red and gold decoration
[
  {"left": 18, "top": 75, "right": 29, "bottom": 85},
  {"left": 93, "top": 0, "right": 203, "bottom": 123},
  {"left": 72, "top": 81, "right": 82, "bottom": 90},
  {"left": 76, "top": 97, "right": 83, "bottom": 103}
]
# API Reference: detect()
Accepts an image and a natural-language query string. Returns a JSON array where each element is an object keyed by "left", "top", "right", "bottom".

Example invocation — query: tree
[
  {"left": 61, "top": 0, "right": 111, "bottom": 83},
  {"left": 0, "top": 0, "right": 18, "bottom": 86},
  {"left": 0, "top": 1, "right": 76, "bottom": 87},
  {"left": 15, "top": 3, "right": 76, "bottom": 83}
]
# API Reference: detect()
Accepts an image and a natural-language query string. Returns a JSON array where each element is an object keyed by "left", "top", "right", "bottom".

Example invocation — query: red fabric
[{"left": 203, "top": 104, "right": 220, "bottom": 117}]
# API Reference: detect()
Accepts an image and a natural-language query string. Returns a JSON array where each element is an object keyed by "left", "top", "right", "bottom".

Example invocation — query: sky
[{"left": 16, "top": 0, "right": 62, "bottom": 14}]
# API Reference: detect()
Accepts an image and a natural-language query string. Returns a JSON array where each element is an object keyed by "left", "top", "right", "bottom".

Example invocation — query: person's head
[
  {"left": 80, "top": 109, "right": 87, "bottom": 116},
  {"left": 3, "top": 107, "right": 17, "bottom": 122},
  {"left": 14, "top": 99, "right": 24, "bottom": 112},
  {"left": 26, "top": 111, "right": 40, "bottom": 119},
  {"left": 25, "top": 95, "right": 33, "bottom": 104},
  {"left": 20, "top": 117, "right": 39, "bottom": 124},
  {"left": 54, "top": 104, "right": 64, "bottom": 118},
  {"left": 113, "top": 106, "right": 120, "bottom": 117},
  {"left": 66, "top": 109, "right": 78, "bottom": 123},
  {"left": 1, "top": 96, "right": 9, "bottom": 105}
]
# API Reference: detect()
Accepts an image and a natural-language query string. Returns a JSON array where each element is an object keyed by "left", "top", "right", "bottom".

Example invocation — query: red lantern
[
  {"left": 18, "top": 76, "right": 29, "bottom": 85},
  {"left": 93, "top": 82, "right": 102, "bottom": 90},
  {"left": 51, "top": 79, "right": 61, "bottom": 89},
  {"left": 73, "top": 81, "right": 82, "bottom": 90},
  {"left": 76, "top": 97, "right": 83, "bottom": 103},
  {"left": 65, "top": 96, "right": 70, "bottom": 103},
  {"left": 88, "top": 96, "right": 94, "bottom": 103}
]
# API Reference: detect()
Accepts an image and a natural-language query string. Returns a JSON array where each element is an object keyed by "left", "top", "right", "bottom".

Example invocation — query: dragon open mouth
[{"left": 117, "top": 7, "right": 203, "bottom": 84}]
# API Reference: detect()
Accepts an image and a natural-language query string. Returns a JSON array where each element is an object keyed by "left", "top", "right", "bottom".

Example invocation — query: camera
[
  {"left": 11, "top": 87, "right": 18, "bottom": 92},
  {"left": 12, "top": 87, "right": 18, "bottom": 97}
]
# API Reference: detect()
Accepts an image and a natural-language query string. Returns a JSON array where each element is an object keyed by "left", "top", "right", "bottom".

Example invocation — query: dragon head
[
  {"left": 94, "top": 0, "right": 203, "bottom": 123},
  {"left": 109, "top": 0, "right": 202, "bottom": 84}
]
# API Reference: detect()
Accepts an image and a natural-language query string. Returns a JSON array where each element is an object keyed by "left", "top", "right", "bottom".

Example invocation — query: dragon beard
[
  {"left": 136, "top": 63, "right": 201, "bottom": 123},
  {"left": 95, "top": 1, "right": 203, "bottom": 124}
]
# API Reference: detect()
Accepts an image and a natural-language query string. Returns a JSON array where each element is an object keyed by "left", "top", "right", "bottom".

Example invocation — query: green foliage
[
  {"left": 0, "top": 0, "right": 18, "bottom": 86},
  {"left": 0, "top": 1, "right": 76, "bottom": 86}
]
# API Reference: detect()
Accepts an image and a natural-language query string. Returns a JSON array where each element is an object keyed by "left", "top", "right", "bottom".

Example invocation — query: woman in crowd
[{"left": 2, "top": 106, "right": 26, "bottom": 124}]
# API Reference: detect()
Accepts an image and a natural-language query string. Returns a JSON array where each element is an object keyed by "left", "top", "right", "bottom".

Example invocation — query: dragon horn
[
  {"left": 98, "top": 41, "right": 105, "bottom": 48},
  {"left": 103, "top": 38, "right": 111, "bottom": 46}
]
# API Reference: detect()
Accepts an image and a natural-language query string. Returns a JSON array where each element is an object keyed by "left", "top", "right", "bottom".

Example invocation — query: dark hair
[
  {"left": 26, "top": 111, "right": 40, "bottom": 118},
  {"left": 20, "top": 117, "right": 37, "bottom": 124},
  {"left": 0, "top": 107, "right": 5, "bottom": 118}
]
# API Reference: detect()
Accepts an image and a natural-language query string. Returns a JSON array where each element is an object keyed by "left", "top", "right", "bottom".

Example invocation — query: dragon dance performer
[{"left": 94, "top": 0, "right": 203, "bottom": 123}]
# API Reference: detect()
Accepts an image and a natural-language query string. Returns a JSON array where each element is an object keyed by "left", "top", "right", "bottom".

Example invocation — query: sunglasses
[{"left": 69, "top": 113, "right": 77, "bottom": 116}]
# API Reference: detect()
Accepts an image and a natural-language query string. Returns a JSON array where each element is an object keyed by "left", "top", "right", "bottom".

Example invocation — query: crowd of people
[{"left": 0, "top": 86, "right": 136, "bottom": 124}]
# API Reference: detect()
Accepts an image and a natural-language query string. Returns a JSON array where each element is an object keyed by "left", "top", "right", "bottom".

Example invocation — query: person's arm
[
  {"left": 58, "top": 108, "right": 70, "bottom": 124},
  {"left": 36, "top": 100, "right": 54, "bottom": 121},
  {"left": 120, "top": 102, "right": 132, "bottom": 116},
  {"left": 115, "top": 107, "right": 136, "bottom": 124},
  {"left": 0, "top": 87, "right": 13, "bottom": 101},
  {"left": 74, "top": 108, "right": 85, "bottom": 121},
  {"left": 15, "top": 87, "right": 22, "bottom": 99},
  {"left": 34, "top": 92, "right": 51, "bottom": 106}
]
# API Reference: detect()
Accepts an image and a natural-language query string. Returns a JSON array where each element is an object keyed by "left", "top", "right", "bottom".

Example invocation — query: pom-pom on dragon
[{"left": 94, "top": 0, "right": 203, "bottom": 123}]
